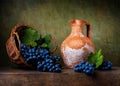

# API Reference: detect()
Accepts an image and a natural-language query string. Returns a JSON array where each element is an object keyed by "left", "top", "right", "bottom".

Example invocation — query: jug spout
[
  {"left": 70, "top": 19, "right": 91, "bottom": 39},
  {"left": 70, "top": 19, "right": 88, "bottom": 27},
  {"left": 70, "top": 20, "right": 87, "bottom": 34}
]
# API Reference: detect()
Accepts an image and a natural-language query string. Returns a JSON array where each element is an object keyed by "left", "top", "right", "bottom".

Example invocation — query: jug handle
[{"left": 86, "top": 23, "right": 92, "bottom": 40}]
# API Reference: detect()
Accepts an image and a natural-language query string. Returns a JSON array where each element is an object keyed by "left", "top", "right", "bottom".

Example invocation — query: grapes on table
[
  {"left": 20, "top": 43, "right": 62, "bottom": 73},
  {"left": 21, "top": 43, "right": 113, "bottom": 74},
  {"left": 73, "top": 60, "right": 112, "bottom": 75},
  {"left": 73, "top": 61, "right": 95, "bottom": 75},
  {"left": 37, "top": 61, "right": 61, "bottom": 72},
  {"left": 98, "top": 61, "right": 112, "bottom": 70}
]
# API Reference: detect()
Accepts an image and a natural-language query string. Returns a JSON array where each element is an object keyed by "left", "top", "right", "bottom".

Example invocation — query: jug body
[{"left": 61, "top": 20, "right": 94, "bottom": 68}]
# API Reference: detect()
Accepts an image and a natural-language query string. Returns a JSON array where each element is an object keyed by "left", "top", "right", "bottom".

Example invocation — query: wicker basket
[{"left": 6, "top": 24, "right": 57, "bottom": 67}]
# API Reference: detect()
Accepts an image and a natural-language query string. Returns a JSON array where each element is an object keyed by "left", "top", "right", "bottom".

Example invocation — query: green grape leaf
[
  {"left": 88, "top": 49, "right": 103, "bottom": 68},
  {"left": 21, "top": 28, "right": 40, "bottom": 47},
  {"left": 41, "top": 43, "right": 48, "bottom": 48},
  {"left": 40, "top": 34, "right": 52, "bottom": 48},
  {"left": 43, "top": 34, "right": 51, "bottom": 44},
  {"left": 48, "top": 42, "right": 53, "bottom": 48},
  {"left": 95, "top": 55, "right": 103, "bottom": 68}
]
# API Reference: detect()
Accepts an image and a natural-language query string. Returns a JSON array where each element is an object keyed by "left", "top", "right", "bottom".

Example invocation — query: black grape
[
  {"left": 20, "top": 43, "right": 62, "bottom": 72},
  {"left": 73, "top": 61, "right": 95, "bottom": 75},
  {"left": 37, "top": 60, "right": 61, "bottom": 72},
  {"left": 98, "top": 61, "right": 112, "bottom": 70}
]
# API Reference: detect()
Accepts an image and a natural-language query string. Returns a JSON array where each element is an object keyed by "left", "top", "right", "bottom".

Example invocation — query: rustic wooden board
[{"left": 0, "top": 67, "right": 120, "bottom": 86}]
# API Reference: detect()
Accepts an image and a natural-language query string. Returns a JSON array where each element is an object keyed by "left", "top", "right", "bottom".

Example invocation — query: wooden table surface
[{"left": 0, "top": 67, "right": 120, "bottom": 86}]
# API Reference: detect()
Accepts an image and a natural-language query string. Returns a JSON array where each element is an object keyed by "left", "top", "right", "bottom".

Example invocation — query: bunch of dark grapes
[
  {"left": 20, "top": 43, "right": 62, "bottom": 72},
  {"left": 73, "top": 61, "right": 95, "bottom": 75},
  {"left": 37, "top": 61, "right": 61, "bottom": 72},
  {"left": 98, "top": 61, "right": 112, "bottom": 70}
]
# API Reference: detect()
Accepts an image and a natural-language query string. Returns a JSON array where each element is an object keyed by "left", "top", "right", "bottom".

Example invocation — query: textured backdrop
[{"left": 0, "top": 0, "right": 120, "bottom": 66}]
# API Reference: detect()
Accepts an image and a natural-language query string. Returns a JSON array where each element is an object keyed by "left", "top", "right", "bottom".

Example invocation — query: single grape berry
[
  {"left": 98, "top": 61, "right": 112, "bottom": 70},
  {"left": 73, "top": 61, "right": 95, "bottom": 75}
]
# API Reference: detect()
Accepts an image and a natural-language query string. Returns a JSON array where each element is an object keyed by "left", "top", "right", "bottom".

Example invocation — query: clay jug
[{"left": 61, "top": 19, "right": 95, "bottom": 68}]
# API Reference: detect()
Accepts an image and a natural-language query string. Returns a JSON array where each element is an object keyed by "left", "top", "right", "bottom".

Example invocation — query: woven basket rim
[{"left": 11, "top": 24, "right": 58, "bottom": 53}]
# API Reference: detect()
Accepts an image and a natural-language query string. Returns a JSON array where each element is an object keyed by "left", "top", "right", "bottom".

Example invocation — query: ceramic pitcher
[{"left": 61, "top": 19, "right": 95, "bottom": 68}]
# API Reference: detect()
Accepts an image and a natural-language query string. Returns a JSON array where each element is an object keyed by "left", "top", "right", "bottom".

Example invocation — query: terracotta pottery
[{"left": 61, "top": 19, "right": 95, "bottom": 68}]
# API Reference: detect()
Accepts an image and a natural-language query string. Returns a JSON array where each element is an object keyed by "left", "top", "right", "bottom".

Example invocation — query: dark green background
[{"left": 0, "top": 0, "right": 120, "bottom": 67}]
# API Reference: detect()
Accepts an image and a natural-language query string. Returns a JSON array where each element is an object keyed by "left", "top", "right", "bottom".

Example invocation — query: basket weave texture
[
  {"left": 6, "top": 24, "right": 37, "bottom": 67},
  {"left": 6, "top": 24, "right": 58, "bottom": 67}
]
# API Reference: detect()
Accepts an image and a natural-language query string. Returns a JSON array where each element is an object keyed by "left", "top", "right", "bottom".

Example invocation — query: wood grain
[{"left": 0, "top": 67, "right": 120, "bottom": 86}]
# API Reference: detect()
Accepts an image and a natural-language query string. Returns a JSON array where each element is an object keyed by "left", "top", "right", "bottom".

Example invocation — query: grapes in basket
[{"left": 20, "top": 28, "right": 62, "bottom": 73}]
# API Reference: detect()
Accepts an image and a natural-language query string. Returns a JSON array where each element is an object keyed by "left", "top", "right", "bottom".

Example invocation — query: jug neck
[
  {"left": 71, "top": 25, "right": 82, "bottom": 34},
  {"left": 70, "top": 20, "right": 86, "bottom": 34}
]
